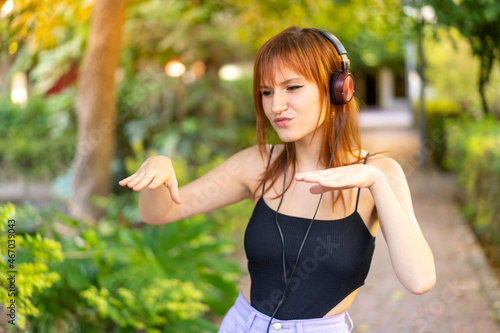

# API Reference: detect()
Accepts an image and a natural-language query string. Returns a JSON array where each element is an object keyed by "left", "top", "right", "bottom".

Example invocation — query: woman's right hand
[{"left": 118, "top": 156, "right": 182, "bottom": 204}]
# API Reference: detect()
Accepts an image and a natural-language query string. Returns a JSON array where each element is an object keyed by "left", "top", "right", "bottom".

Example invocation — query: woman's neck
[{"left": 293, "top": 131, "right": 324, "bottom": 172}]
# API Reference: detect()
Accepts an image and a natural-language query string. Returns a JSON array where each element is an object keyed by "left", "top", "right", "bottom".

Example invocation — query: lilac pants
[{"left": 218, "top": 291, "right": 354, "bottom": 333}]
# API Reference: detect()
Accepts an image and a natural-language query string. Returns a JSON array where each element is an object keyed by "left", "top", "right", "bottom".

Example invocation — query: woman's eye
[
  {"left": 262, "top": 90, "right": 273, "bottom": 97},
  {"left": 287, "top": 85, "right": 303, "bottom": 91}
]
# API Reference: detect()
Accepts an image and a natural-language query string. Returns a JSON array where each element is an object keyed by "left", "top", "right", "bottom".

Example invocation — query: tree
[
  {"left": 70, "top": 0, "right": 126, "bottom": 220},
  {"left": 0, "top": 0, "right": 90, "bottom": 98},
  {"left": 424, "top": 0, "right": 500, "bottom": 116}
]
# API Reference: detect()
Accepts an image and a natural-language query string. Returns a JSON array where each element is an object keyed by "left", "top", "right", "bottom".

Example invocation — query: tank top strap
[
  {"left": 355, "top": 152, "right": 370, "bottom": 212},
  {"left": 261, "top": 145, "right": 275, "bottom": 196}
]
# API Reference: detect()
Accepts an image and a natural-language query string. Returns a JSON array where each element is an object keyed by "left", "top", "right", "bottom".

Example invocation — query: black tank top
[{"left": 243, "top": 148, "right": 375, "bottom": 320}]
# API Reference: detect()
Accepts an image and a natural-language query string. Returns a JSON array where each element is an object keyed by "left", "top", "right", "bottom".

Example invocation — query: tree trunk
[
  {"left": 0, "top": 54, "right": 15, "bottom": 99},
  {"left": 478, "top": 52, "right": 492, "bottom": 116},
  {"left": 70, "top": 0, "right": 126, "bottom": 221},
  {"left": 417, "top": 19, "right": 427, "bottom": 167}
]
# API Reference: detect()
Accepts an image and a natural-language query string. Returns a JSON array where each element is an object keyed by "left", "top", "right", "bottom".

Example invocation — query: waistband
[{"left": 232, "top": 290, "right": 353, "bottom": 332}]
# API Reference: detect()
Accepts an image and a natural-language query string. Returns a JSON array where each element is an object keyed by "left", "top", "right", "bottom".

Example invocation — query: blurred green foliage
[
  {"left": 0, "top": 128, "right": 252, "bottom": 332},
  {"left": 424, "top": 27, "right": 500, "bottom": 117},
  {"left": 418, "top": 25, "right": 499, "bottom": 170},
  {"left": 0, "top": 94, "right": 76, "bottom": 181},
  {"left": 0, "top": 203, "right": 64, "bottom": 330},
  {"left": 445, "top": 116, "right": 500, "bottom": 269},
  {"left": 423, "top": 99, "right": 462, "bottom": 170},
  {"left": 424, "top": 0, "right": 500, "bottom": 116},
  {"left": 1, "top": 190, "right": 249, "bottom": 332},
  {"left": 114, "top": 68, "right": 255, "bottom": 177}
]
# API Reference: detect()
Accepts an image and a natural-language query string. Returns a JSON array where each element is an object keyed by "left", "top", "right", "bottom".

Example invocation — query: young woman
[{"left": 119, "top": 26, "right": 435, "bottom": 333}]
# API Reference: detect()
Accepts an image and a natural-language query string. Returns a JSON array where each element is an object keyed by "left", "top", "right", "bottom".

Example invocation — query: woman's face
[{"left": 260, "top": 67, "right": 326, "bottom": 144}]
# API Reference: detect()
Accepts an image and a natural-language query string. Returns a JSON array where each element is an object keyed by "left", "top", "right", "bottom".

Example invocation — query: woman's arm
[
  {"left": 119, "top": 146, "right": 264, "bottom": 225},
  {"left": 365, "top": 157, "right": 435, "bottom": 294},
  {"left": 294, "top": 155, "right": 436, "bottom": 294}
]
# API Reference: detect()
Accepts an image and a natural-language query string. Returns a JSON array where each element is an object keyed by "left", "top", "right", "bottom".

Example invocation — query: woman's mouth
[{"left": 273, "top": 116, "right": 292, "bottom": 127}]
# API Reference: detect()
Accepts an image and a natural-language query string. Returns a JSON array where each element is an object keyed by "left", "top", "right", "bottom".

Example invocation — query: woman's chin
[{"left": 276, "top": 133, "right": 297, "bottom": 143}]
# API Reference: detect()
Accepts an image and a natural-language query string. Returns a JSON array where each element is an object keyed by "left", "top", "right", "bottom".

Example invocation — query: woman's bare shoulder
[
  {"left": 231, "top": 144, "right": 268, "bottom": 165},
  {"left": 234, "top": 144, "right": 283, "bottom": 163},
  {"left": 232, "top": 144, "right": 284, "bottom": 189},
  {"left": 363, "top": 152, "right": 406, "bottom": 179},
  {"left": 230, "top": 144, "right": 274, "bottom": 175}
]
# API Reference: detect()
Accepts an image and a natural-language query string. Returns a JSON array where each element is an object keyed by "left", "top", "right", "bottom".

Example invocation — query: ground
[{"left": 349, "top": 125, "right": 500, "bottom": 333}]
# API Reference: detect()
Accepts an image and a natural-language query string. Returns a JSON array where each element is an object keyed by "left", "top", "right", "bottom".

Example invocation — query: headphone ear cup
[
  {"left": 330, "top": 70, "right": 355, "bottom": 105},
  {"left": 329, "top": 71, "right": 341, "bottom": 105}
]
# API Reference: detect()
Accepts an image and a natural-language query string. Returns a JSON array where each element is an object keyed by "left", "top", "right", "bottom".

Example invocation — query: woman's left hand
[{"left": 295, "top": 164, "right": 385, "bottom": 194}]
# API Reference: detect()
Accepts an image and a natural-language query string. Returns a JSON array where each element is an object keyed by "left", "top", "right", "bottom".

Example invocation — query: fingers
[
  {"left": 295, "top": 172, "right": 316, "bottom": 181},
  {"left": 295, "top": 175, "right": 319, "bottom": 183},
  {"left": 146, "top": 175, "right": 165, "bottom": 189},
  {"left": 297, "top": 171, "right": 357, "bottom": 192},
  {"left": 309, "top": 184, "right": 329, "bottom": 194},
  {"left": 297, "top": 173, "right": 335, "bottom": 194},
  {"left": 295, "top": 171, "right": 332, "bottom": 183},
  {"left": 295, "top": 169, "right": 328, "bottom": 180},
  {"left": 118, "top": 170, "right": 155, "bottom": 191},
  {"left": 118, "top": 178, "right": 130, "bottom": 186},
  {"left": 119, "top": 173, "right": 182, "bottom": 205},
  {"left": 117, "top": 156, "right": 181, "bottom": 204},
  {"left": 165, "top": 177, "right": 182, "bottom": 204},
  {"left": 119, "top": 174, "right": 139, "bottom": 186},
  {"left": 131, "top": 174, "right": 155, "bottom": 191},
  {"left": 295, "top": 173, "right": 305, "bottom": 181},
  {"left": 314, "top": 181, "right": 355, "bottom": 191}
]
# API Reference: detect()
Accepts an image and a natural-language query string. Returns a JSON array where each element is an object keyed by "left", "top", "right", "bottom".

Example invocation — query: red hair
[{"left": 252, "top": 27, "right": 363, "bottom": 209}]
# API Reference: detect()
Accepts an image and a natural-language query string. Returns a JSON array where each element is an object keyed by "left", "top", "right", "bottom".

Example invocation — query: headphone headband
[
  {"left": 307, "top": 28, "right": 355, "bottom": 105},
  {"left": 310, "top": 28, "right": 350, "bottom": 71}
]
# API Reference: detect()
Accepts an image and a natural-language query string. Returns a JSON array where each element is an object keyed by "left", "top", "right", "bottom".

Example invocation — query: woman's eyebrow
[{"left": 260, "top": 78, "right": 304, "bottom": 89}]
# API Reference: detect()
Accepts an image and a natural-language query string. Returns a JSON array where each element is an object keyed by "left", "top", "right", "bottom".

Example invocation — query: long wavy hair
[{"left": 252, "top": 26, "right": 363, "bottom": 209}]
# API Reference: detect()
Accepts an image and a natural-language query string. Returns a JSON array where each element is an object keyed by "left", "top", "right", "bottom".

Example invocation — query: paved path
[
  {"left": 349, "top": 126, "right": 500, "bottom": 333},
  {"left": 0, "top": 181, "right": 52, "bottom": 204}
]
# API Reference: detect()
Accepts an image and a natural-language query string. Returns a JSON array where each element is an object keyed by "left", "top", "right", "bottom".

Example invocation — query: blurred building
[{"left": 355, "top": 65, "right": 409, "bottom": 110}]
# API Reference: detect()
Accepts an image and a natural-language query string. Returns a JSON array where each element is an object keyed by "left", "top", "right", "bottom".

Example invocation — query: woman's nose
[{"left": 271, "top": 91, "right": 288, "bottom": 114}]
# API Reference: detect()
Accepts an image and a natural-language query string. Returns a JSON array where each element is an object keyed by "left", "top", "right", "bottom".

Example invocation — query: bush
[
  {"left": 0, "top": 93, "right": 76, "bottom": 181},
  {"left": 1, "top": 190, "right": 245, "bottom": 332},
  {"left": 424, "top": 99, "right": 462, "bottom": 170},
  {"left": 0, "top": 203, "right": 64, "bottom": 330},
  {"left": 445, "top": 116, "right": 500, "bottom": 268}
]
